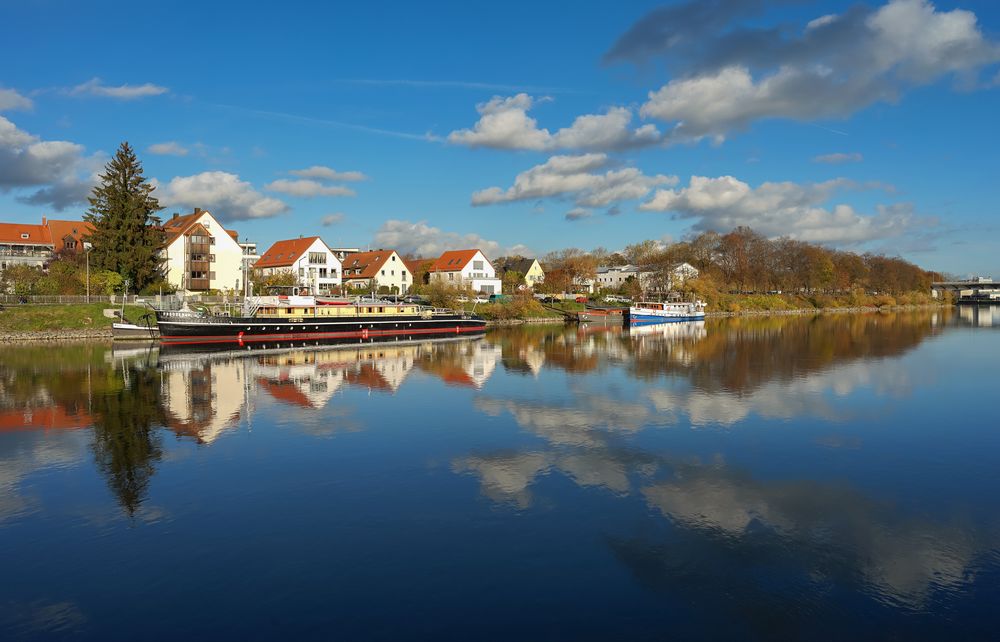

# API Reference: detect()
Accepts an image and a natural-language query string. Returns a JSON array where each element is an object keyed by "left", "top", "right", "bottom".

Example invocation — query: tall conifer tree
[{"left": 84, "top": 142, "right": 166, "bottom": 291}]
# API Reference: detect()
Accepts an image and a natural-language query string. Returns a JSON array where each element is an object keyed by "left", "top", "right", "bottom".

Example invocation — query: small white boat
[
  {"left": 627, "top": 300, "right": 706, "bottom": 326},
  {"left": 112, "top": 321, "right": 159, "bottom": 340}
]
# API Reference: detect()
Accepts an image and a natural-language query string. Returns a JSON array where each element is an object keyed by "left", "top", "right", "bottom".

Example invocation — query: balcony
[
  {"left": 189, "top": 260, "right": 210, "bottom": 272},
  {"left": 188, "top": 242, "right": 210, "bottom": 255},
  {"left": 189, "top": 278, "right": 211, "bottom": 290}
]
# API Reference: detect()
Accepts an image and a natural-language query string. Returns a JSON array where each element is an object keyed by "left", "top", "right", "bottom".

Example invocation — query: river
[{"left": 2, "top": 307, "right": 999, "bottom": 641}]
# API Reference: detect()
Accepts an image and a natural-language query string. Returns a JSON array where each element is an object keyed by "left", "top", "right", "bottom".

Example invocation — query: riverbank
[{"left": 0, "top": 302, "right": 949, "bottom": 341}]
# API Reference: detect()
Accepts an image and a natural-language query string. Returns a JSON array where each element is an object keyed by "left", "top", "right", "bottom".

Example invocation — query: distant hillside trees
[{"left": 84, "top": 142, "right": 166, "bottom": 291}]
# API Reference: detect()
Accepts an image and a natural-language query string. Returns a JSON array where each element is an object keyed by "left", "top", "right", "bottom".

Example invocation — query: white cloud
[
  {"left": 637, "top": 0, "right": 1000, "bottom": 142},
  {"left": 472, "top": 153, "right": 675, "bottom": 208},
  {"left": 0, "top": 115, "right": 97, "bottom": 210},
  {"left": 372, "top": 219, "right": 530, "bottom": 258},
  {"left": 265, "top": 179, "right": 355, "bottom": 198},
  {"left": 321, "top": 213, "right": 345, "bottom": 226},
  {"left": 640, "top": 174, "right": 927, "bottom": 244},
  {"left": 289, "top": 165, "right": 368, "bottom": 182},
  {"left": 0, "top": 88, "right": 32, "bottom": 111},
  {"left": 70, "top": 77, "right": 168, "bottom": 100},
  {"left": 156, "top": 171, "right": 289, "bottom": 221},
  {"left": 147, "top": 141, "right": 189, "bottom": 156},
  {"left": 565, "top": 208, "right": 592, "bottom": 221},
  {"left": 448, "top": 94, "right": 661, "bottom": 151},
  {"left": 813, "top": 152, "right": 863, "bottom": 164}
]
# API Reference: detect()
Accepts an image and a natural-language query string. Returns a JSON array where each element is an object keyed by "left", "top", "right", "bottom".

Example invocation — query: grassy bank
[
  {"left": 0, "top": 304, "right": 149, "bottom": 332},
  {"left": 689, "top": 289, "right": 943, "bottom": 314}
]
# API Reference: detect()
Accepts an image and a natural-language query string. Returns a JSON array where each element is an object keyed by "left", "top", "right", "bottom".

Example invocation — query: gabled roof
[
  {"left": 255, "top": 236, "right": 326, "bottom": 269},
  {"left": 46, "top": 219, "right": 94, "bottom": 252},
  {"left": 430, "top": 249, "right": 488, "bottom": 273},
  {"left": 403, "top": 257, "right": 433, "bottom": 275},
  {"left": 0, "top": 223, "right": 51, "bottom": 245},
  {"left": 341, "top": 250, "right": 403, "bottom": 279},
  {"left": 503, "top": 258, "right": 540, "bottom": 275},
  {"left": 163, "top": 211, "right": 204, "bottom": 245}
]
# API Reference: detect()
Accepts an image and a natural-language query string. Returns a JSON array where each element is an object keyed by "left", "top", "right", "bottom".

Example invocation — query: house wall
[
  {"left": 289, "top": 238, "right": 342, "bottom": 294},
  {"left": 431, "top": 251, "right": 502, "bottom": 293},
  {"left": 164, "top": 212, "right": 245, "bottom": 293},
  {"left": 524, "top": 261, "right": 545, "bottom": 288}
]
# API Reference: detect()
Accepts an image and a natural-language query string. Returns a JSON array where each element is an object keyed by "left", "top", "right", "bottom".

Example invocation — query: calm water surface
[{"left": 2, "top": 307, "right": 999, "bottom": 641}]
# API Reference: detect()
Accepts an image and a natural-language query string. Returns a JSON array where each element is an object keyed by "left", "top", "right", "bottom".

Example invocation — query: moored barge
[{"left": 156, "top": 295, "right": 486, "bottom": 345}]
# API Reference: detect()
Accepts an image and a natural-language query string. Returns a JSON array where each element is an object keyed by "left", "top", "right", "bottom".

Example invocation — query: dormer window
[{"left": 20, "top": 233, "right": 29, "bottom": 239}]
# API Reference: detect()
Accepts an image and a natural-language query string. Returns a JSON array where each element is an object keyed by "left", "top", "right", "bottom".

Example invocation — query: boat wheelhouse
[
  {"left": 626, "top": 300, "right": 706, "bottom": 326},
  {"left": 155, "top": 295, "right": 486, "bottom": 345}
]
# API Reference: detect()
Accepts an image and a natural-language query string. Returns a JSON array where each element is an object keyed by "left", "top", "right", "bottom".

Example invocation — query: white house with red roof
[
  {"left": 428, "top": 249, "right": 502, "bottom": 294},
  {"left": 254, "top": 236, "right": 342, "bottom": 294},
  {"left": 0, "top": 217, "right": 94, "bottom": 273},
  {"left": 341, "top": 249, "right": 411, "bottom": 294},
  {"left": 162, "top": 208, "right": 246, "bottom": 293}
]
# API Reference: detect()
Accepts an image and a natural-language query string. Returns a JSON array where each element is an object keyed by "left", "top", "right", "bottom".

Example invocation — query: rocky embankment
[{"left": 0, "top": 328, "right": 113, "bottom": 343}]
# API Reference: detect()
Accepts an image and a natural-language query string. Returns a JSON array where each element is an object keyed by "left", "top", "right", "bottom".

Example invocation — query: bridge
[{"left": 931, "top": 277, "right": 998, "bottom": 299}]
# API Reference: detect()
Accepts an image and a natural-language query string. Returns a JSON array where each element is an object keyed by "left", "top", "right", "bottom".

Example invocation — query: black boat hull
[{"left": 154, "top": 311, "right": 487, "bottom": 345}]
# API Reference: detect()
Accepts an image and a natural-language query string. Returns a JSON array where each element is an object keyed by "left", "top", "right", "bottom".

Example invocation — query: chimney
[
  {"left": 41, "top": 216, "right": 47, "bottom": 226},
  {"left": 194, "top": 207, "right": 203, "bottom": 215},
  {"left": 173, "top": 212, "right": 179, "bottom": 220}
]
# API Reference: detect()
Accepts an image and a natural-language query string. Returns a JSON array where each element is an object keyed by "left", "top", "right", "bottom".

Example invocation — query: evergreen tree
[{"left": 84, "top": 142, "right": 166, "bottom": 291}]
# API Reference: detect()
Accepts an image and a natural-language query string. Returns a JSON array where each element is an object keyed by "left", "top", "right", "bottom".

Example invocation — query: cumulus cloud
[
  {"left": 70, "top": 78, "right": 168, "bottom": 100},
  {"left": 448, "top": 94, "right": 661, "bottom": 151},
  {"left": 265, "top": 179, "right": 355, "bottom": 198},
  {"left": 472, "top": 153, "right": 675, "bottom": 208},
  {"left": 289, "top": 165, "right": 368, "bottom": 182},
  {"left": 0, "top": 88, "right": 32, "bottom": 111},
  {"left": 0, "top": 115, "right": 97, "bottom": 210},
  {"left": 147, "top": 141, "right": 189, "bottom": 156},
  {"left": 616, "top": 0, "right": 1000, "bottom": 142},
  {"left": 813, "top": 152, "right": 863, "bottom": 164},
  {"left": 640, "top": 174, "right": 929, "bottom": 244},
  {"left": 156, "top": 171, "right": 289, "bottom": 220},
  {"left": 320, "top": 213, "right": 345, "bottom": 226},
  {"left": 372, "top": 219, "right": 530, "bottom": 258}
]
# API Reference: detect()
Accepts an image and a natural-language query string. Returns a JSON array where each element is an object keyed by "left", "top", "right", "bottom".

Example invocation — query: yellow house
[{"left": 502, "top": 258, "right": 545, "bottom": 289}]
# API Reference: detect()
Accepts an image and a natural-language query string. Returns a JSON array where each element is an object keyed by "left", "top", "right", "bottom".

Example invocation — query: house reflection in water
[{"left": 160, "top": 359, "right": 249, "bottom": 444}]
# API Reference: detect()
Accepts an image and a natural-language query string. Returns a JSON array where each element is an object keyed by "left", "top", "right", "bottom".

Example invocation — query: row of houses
[{"left": 0, "top": 207, "right": 697, "bottom": 296}]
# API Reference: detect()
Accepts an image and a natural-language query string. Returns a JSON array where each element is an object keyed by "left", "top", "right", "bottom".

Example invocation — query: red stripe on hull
[{"left": 159, "top": 324, "right": 486, "bottom": 345}]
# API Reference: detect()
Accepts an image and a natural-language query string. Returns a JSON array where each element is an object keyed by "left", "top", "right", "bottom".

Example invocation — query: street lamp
[{"left": 84, "top": 242, "right": 92, "bottom": 301}]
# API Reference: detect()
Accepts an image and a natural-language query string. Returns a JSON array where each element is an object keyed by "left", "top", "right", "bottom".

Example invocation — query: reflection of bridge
[{"left": 931, "top": 277, "right": 998, "bottom": 299}]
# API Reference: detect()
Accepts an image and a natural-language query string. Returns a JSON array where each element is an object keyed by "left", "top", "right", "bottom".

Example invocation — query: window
[
  {"left": 381, "top": 270, "right": 385, "bottom": 276},
  {"left": 309, "top": 252, "right": 326, "bottom": 264},
  {"left": 299, "top": 268, "right": 305, "bottom": 277},
  {"left": 209, "top": 271, "right": 216, "bottom": 280},
  {"left": 473, "top": 260, "right": 483, "bottom": 270},
  {"left": 402, "top": 272, "right": 406, "bottom": 280},
  {"left": 391, "top": 270, "right": 395, "bottom": 276},
  {"left": 391, "top": 255, "right": 396, "bottom": 261},
  {"left": 449, "top": 273, "right": 454, "bottom": 281},
  {"left": 319, "top": 268, "right": 327, "bottom": 278}
]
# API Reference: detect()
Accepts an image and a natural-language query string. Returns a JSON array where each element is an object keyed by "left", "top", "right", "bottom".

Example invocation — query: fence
[{"left": 0, "top": 294, "right": 236, "bottom": 308}]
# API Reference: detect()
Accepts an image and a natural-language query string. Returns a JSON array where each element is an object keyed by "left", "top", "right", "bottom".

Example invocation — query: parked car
[
  {"left": 488, "top": 294, "right": 512, "bottom": 303},
  {"left": 575, "top": 296, "right": 588, "bottom": 303},
  {"left": 473, "top": 295, "right": 489, "bottom": 303},
  {"left": 402, "top": 295, "right": 429, "bottom": 304},
  {"left": 604, "top": 295, "right": 631, "bottom": 303}
]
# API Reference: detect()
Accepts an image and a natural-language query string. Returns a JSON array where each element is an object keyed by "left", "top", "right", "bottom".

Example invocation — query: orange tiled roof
[
  {"left": 0, "top": 406, "right": 91, "bottom": 432},
  {"left": 226, "top": 229, "right": 238, "bottom": 240},
  {"left": 163, "top": 211, "right": 204, "bottom": 245},
  {"left": 403, "top": 258, "right": 433, "bottom": 275},
  {"left": 341, "top": 250, "right": 398, "bottom": 279},
  {"left": 46, "top": 219, "right": 94, "bottom": 252},
  {"left": 0, "top": 223, "right": 51, "bottom": 245},
  {"left": 430, "top": 249, "right": 485, "bottom": 273},
  {"left": 255, "top": 236, "right": 323, "bottom": 269}
]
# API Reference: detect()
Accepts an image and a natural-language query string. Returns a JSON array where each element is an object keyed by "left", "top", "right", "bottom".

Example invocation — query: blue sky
[{"left": 1, "top": 0, "right": 998, "bottom": 276}]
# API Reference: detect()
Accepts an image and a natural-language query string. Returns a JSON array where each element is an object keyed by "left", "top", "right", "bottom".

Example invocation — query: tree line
[{"left": 500, "top": 226, "right": 939, "bottom": 298}]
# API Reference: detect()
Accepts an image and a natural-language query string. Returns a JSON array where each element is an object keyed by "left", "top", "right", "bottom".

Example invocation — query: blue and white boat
[{"left": 627, "top": 300, "right": 706, "bottom": 326}]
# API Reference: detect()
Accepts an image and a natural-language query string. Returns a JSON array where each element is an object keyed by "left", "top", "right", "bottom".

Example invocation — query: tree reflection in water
[{"left": 89, "top": 366, "right": 166, "bottom": 517}]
